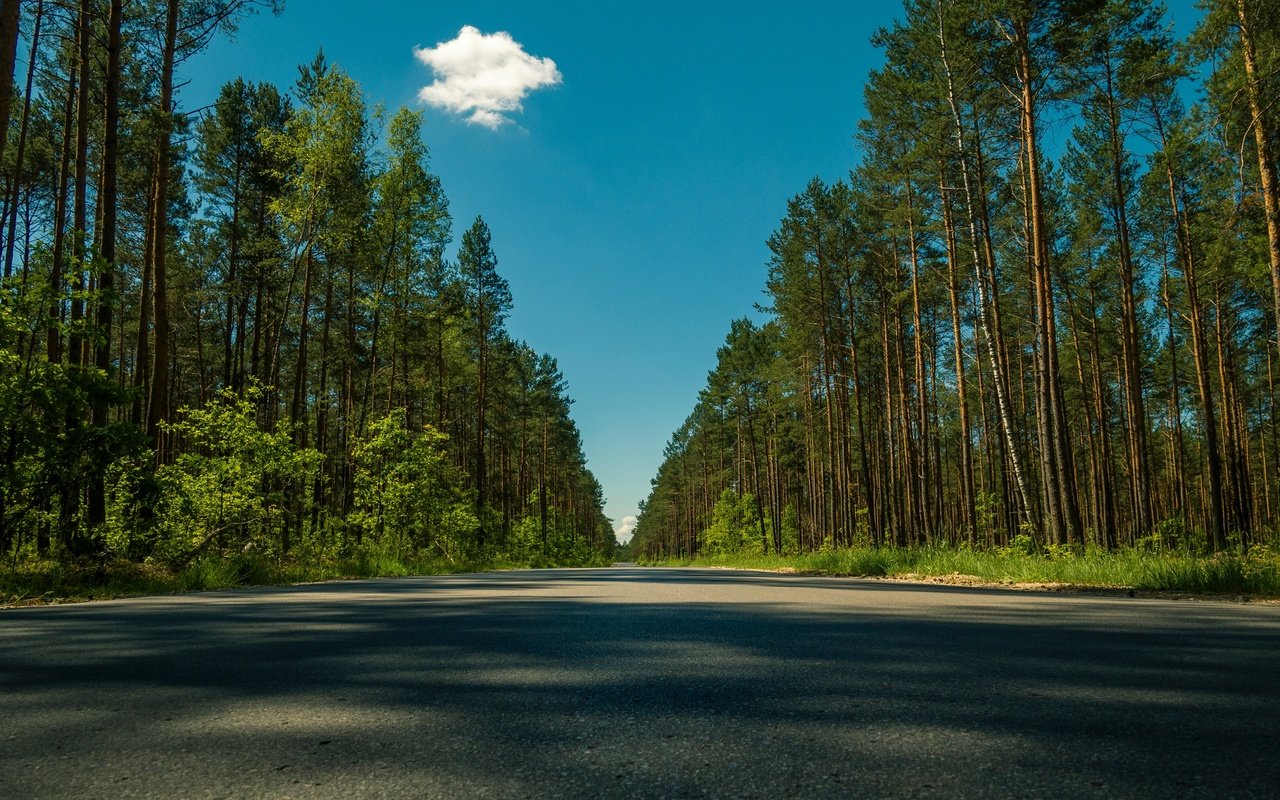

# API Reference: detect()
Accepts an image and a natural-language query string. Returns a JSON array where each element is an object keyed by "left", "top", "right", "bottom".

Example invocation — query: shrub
[
  {"left": 702, "top": 489, "right": 764, "bottom": 555},
  {"left": 154, "top": 384, "right": 320, "bottom": 564},
  {"left": 349, "top": 410, "right": 477, "bottom": 561}
]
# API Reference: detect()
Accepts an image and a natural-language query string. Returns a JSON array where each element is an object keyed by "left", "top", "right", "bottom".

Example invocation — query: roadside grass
[
  {"left": 9, "top": 543, "right": 1276, "bottom": 603},
  {"left": 642, "top": 544, "right": 1280, "bottom": 598},
  {"left": 1, "top": 549, "right": 612, "bottom": 606}
]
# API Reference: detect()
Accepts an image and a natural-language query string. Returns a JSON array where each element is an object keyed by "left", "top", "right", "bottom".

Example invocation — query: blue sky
[{"left": 184, "top": 1, "right": 1204, "bottom": 543}]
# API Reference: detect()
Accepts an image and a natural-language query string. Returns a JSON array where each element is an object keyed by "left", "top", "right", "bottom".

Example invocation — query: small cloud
[
  {"left": 614, "top": 515, "right": 638, "bottom": 545},
  {"left": 414, "top": 25, "right": 561, "bottom": 129}
]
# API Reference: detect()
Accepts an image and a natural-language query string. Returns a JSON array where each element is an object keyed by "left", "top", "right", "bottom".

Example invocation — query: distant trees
[
  {"left": 634, "top": 0, "right": 1279, "bottom": 558},
  {"left": 0, "top": 2, "right": 612, "bottom": 570}
]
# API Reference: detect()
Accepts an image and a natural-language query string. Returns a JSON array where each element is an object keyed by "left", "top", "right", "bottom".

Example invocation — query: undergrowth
[
  {"left": 641, "top": 544, "right": 1280, "bottom": 597},
  {"left": 1, "top": 548, "right": 611, "bottom": 606}
]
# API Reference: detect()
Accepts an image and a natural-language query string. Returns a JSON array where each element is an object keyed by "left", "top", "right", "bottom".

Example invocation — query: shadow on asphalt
[{"left": 2, "top": 567, "right": 1278, "bottom": 798}]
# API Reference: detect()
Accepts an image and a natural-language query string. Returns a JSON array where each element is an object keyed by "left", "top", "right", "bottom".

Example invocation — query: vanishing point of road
[{"left": 2, "top": 567, "right": 1278, "bottom": 799}]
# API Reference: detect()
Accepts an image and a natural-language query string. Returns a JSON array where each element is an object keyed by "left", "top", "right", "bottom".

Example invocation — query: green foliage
[
  {"left": 0, "top": 276, "right": 140, "bottom": 558},
  {"left": 702, "top": 489, "right": 762, "bottom": 556},
  {"left": 459, "top": 216, "right": 513, "bottom": 338},
  {"left": 264, "top": 56, "right": 372, "bottom": 256},
  {"left": 780, "top": 504, "right": 801, "bottom": 556},
  {"left": 643, "top": 543, "right": 1280, "bottom": 598},
  {"left": 974, "top": 492, "right": 1004, "bottom": 545},
  {"left": 349, "top": 410, "right": 476, "bottom": 560},
  {"left": 153, "top": 384, "right": 320, "bottom": 563},
  {"left": 1147, "top": 517, "right": 1207, "bottom": 555},
  {"left": 2, "top": 11, "right": 616, "bottom": 605},
  {"left": 103, "top": 451, "right": 163, "bottom": 560},
  {"left": 1002, "top": 533, "right": 1038, "bottom": 557}
]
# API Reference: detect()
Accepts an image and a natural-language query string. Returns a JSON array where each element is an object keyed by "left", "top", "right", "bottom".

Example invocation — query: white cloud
[
  {"left": 414, "top": 25, "right": 561, "bottom": 129},
  {"left": 614, "top": 515, "right": 638, "bottom": 545}
]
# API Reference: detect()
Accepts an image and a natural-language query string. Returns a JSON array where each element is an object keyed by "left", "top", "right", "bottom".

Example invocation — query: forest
[
  {"left": 632, "top": 0, "right": 1280, "bottom": 563},
  {"left": 0, "top": 0, "right": 614, "bottom": 595}
]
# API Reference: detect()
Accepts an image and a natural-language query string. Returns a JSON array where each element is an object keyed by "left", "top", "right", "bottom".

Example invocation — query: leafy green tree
[
  {"left": 702, "top": 489, "right": 763, "bottom": 556},
  {"left": 195, "top": 78, "right": 290, "bottom": 393},
  {"left": 350, "top": 410, "right": 476, "bottom": 559},
  {"left": 0, "top": 4, "right": 614, "bottom": 585},
  {"left": 361, "top": 107, "right": 450, "bottom": 434},
  {"left": 154, "top": 384, "right": 320, "bottom": 563}
]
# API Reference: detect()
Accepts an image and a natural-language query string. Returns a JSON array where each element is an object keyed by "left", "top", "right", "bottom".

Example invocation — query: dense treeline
[
  {"left": 0, "top": 0, "right": 612, "bottom": 574},
  {"left": 634, "top": 0, "right": 1280, "bottom": 558}
]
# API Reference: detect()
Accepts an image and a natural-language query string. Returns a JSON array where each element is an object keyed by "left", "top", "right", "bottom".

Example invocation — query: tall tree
[
  {"left": 1226, "top": 0, "right": 1280, "bottom": 362},
  {"left": 458, "top": 216, "right": 511, "bottom": 549},
  {"left": 87, "top": 0, "right": 124, "bottom": 528}
]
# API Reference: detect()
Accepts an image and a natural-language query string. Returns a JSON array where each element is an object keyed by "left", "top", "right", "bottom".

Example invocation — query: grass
[
  {"left": 641, "top": 543, "right": 1280, "bottom": 598},
  {"left": 1, "top": 549, "right": 612, "bottom": 606},
  {"left": 8, "top": 543, "right": 1276, "bottom": 605}
]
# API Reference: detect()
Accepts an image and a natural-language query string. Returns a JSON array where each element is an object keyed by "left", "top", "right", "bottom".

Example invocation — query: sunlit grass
[{"left": 643, "top": 544, "right": 1280, "bottom": 598}]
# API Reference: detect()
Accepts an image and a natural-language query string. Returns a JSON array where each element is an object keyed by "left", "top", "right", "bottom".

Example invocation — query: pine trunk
[
  {"left": 147, "top": 0, "right": 180, "bottom": 456},
  {"left": 1237, "top": 0, "right": 1280, "bottom": 368},
  {"left": 88, "top": 0, "right": 123, "bottom": 529}
]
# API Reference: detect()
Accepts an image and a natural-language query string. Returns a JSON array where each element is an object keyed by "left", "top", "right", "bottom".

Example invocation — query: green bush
[
  {"left": 154, "top": 384, "right": 321, "bottom": 564},
  {"left": 702, "top": 489, "right": 765, "bottom": 555},
  {"left": 349, "top": 410, "right": 477, "bottom": 561}
]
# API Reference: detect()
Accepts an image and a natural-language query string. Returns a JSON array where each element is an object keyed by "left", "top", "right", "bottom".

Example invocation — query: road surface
[{"left": 2, "top": 567, "right": 1279, "bottom": 799}]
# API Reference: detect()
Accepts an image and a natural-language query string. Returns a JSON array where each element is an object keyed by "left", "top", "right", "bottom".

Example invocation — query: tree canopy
[
  {"left": 0, "top": 1, "right": 613, "bottom": 576},
  {"left": 633, "top": 0, "right": 1280, "bottom": 559}
]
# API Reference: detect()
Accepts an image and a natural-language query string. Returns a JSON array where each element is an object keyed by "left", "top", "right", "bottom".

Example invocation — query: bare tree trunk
[
  {"left": 1160, "top": 254, "right": 1188, "bottom": 525},
  {"left": 312, "top": 275, "right": 333, "bottom": 534},
  {"left": 1015, "top": 20, "right": 1083, "bottom": 546},
  {"left": 742, "top": 392, "right": 769, "bottom": 553},
  {"left": 0, "top": 0, "right": 21, "bottom": 168},
  {"left": 88, "top": 0, "right": 123, "bottom": 529},
  {"left": 892, "top": 254, "right": 916, "bottom": 544},
  {"left": 540, "top": 417, "right": 549, "bottom": 555},
  {"left": 841, "top": 269, "right": 876, "bottom": 540},
  {"left": 290, "top": 248, "right": 314, "bottom": 442},
  {"left": 1101, "top": 58, "right": 1153, "bottom": 538},
  {"left": 58, "top": 0, "right": 94, "bottom": 551},
  {"left": 360, "top": 224, "right": 398, "bottom": 439},
  {"left": 1237, "top": 0, "right": 1280, "bottom": 368},
  {"left": 1064, "top": 284, "right": 1100, "bottom": 542},
  {"left": 905, "top": 180, "right": 933, "bottom": 543},
  {"left": 223, "top": 172, "right": 242, "bottom": 391},
  {"left": 132, "top": 185, "right": 155, "bottom": 426},
  {"left": 1265, "top": 349, "right": 1277, "bottom": 524},
  {"left": 69, "top": 0, "right": 90, "bottom": 370},
  {"left": 1084, "top": 285, "right": 1118, "bottom": 547},
  {"left": 3, "top": 0, "right": 41, "bottom": 279},
  {"left": 940, "top": 173, "right": 978, "bottom": 542},
  {"left": 1213, "top": 285, "right": 1252, "bottom": 543},
  {"left": 46, "top": 55, "right": 75, "bottom": 368},
  {"left": 813, "top": 223, "right": 840, "bottom": 543},
  {"left": 476, "top": 306, "right": 489, "bottom": 551},
  {"left": 1158, "top": 124, "right": 1227, "bottom": 550},
  {"left": 147, "top": 0, "right": 180, "bottom": 457},
  {"left": 935, "top": 1, "right": 1035, "bottom": 532}
]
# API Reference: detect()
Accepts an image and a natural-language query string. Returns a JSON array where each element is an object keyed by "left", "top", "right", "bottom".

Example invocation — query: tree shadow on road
[{"left": 2, "top": 569, "right": 1278, "bottom": 799}]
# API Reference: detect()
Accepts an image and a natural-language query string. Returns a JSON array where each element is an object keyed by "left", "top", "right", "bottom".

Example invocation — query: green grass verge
[
  {"left": 640, "top": 545, "right": 1280, "bottom": 598},
  {"left": 1, "top": 550, "right": 612, "bottom": 606}
]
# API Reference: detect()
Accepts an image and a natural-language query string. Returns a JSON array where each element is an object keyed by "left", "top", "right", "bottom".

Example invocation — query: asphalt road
[{"left": 2, "top": 568, "right": 1279, "bottom": 799}]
